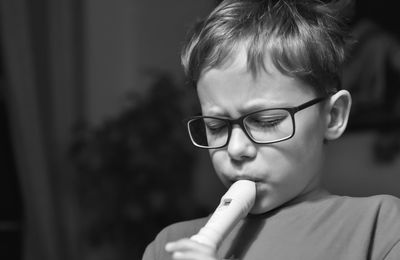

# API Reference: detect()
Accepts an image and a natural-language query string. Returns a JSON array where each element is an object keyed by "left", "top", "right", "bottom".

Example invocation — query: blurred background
[{"left": 0, "top": 0, "right": 399, "bottom": 259}]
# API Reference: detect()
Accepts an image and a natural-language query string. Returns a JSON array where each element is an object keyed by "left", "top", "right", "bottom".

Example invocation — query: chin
[
  {"left": 249, "top": 198, "right": 277, "bottom": 215},
  {"left": 250, "top": 190, "right": 292, "bottom": 215}
]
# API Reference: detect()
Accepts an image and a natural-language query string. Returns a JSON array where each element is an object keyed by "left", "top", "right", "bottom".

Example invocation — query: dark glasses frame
[{"left": 185, "top": 97, "right": 327, "bottom": 149}]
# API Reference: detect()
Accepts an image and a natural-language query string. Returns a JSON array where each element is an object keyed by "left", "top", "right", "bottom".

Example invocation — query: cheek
[
  {"left": 209, "top": 151, "right": 232, "bottom": 185},
  {"left": 272, "top": 115, "right": 325, "bottom": 173},
  {"left": 209, "top": 150, "right": 225, "bottom": 172},
  {"left": 281, "top": 124, "right": 325, "bottom": 178},
  {"left": 293, "top": 111, "right": 326, "bottom": 152}
]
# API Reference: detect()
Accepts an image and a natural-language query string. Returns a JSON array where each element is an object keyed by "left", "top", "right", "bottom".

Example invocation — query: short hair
[{"left": 181, "top": 0, "right": 353, "bottom": 95}]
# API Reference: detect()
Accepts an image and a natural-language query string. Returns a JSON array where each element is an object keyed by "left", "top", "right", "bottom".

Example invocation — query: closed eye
[
  {"left": 204, "top": 119, "right": 227, "bottom": 132},
  {"left": 245, "top": 113, "right": 288, "bottom": 129}
]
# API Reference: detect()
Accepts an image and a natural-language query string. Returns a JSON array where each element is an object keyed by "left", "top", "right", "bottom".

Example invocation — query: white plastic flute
[{"left": 190, "top": 180, "right": 256, "bottom": 249}]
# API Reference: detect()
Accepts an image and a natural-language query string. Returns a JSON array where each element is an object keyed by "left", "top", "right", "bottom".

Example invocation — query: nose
[{"left": 227, "top": 125, "right": 257, "bottom": 161}]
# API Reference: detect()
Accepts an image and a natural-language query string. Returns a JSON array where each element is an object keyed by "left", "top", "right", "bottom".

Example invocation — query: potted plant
[{"left": 70, "top": 73, "right": 204, "bottom": 259}]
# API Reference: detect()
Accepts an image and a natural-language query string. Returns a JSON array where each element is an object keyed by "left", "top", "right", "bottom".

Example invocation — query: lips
[
  {"left": 216, "top": 163, "right": 268, "bottom": 188},
  {"left": 229, "top": 176, "right": 263, "bottom": 186}
]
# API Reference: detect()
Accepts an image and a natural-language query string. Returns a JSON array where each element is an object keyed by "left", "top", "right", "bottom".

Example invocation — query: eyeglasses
[{"left": 185, "top": 97, "right": 327, "bottom": 149}]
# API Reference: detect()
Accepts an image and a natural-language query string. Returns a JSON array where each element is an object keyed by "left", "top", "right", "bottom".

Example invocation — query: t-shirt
[{"left": 142, "top": 189, "right": 400, "bottom": 260}]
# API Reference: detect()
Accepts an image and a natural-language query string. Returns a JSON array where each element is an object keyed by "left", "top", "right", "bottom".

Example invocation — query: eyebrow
[
  {"left": 239, "top": 100, "right": 293, "bottom": 114},
  {"left": 202, "top": 101, "right": 294, "bottom": 118},
  {"left": 201, "top": 107, "right": 227, "bottom": 117}
]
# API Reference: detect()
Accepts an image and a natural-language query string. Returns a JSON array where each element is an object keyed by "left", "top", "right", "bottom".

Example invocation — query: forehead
[{"left": 197, "top": 48, "right": 315, "bottom": 114}]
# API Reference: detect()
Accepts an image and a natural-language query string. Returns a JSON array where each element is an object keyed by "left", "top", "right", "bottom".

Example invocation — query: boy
[{"left": 142, "top": 0, "right": 400, "bottom": 259}]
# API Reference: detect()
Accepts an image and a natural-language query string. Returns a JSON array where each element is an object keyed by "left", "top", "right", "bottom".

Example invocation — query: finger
[
  {"left": 171, "top": 251, "right": 217, "bottom": 260},
  {"left": 165, "top": 238, "right": 215, "bottom": 254}
]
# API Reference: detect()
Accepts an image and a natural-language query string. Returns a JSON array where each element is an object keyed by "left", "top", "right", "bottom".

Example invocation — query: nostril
[
  {"left": 231, "top": 158, "right": 246, "bottom": 169},
  {"left": 230, "top": 157, "right": 242, "bottom": 166}
]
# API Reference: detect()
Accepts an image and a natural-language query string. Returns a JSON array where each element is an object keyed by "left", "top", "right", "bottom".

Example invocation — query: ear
[{"left": 324, "top": 90, "right": 352, "bottom": 140}]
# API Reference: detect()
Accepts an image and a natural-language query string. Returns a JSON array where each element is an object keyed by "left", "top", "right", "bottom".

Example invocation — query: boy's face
[{"left": 197, "top": 50, "right": 328, "bottom": 214}]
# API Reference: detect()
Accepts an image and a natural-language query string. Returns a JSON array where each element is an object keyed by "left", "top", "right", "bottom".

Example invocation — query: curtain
[{"left": 0, "top": 0, "right": 83, "bottom": 259}]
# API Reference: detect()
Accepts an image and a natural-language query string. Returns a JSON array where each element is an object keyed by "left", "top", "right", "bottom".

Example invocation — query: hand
[{"left": 165, "top": 238, "right": 219, "bottom": 260}]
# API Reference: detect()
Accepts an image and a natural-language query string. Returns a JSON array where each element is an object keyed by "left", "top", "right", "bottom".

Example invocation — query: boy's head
[
  {"left": 181, "top": 0, "right": 352, "bottom": 96},
  {"left": 182, "top": 0, "right": 353, "bottom": 214}
]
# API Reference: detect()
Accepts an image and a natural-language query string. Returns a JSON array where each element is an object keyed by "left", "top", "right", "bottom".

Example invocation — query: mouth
[{"left": 229, "top": 177, "right": 262, "bottom": 187}]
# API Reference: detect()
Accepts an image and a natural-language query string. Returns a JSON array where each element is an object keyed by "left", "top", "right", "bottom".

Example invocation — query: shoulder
[
  {"left": 329, "top": 194, "right": 400, "bottom": 224},
  {"left": 340, "top": 194, "right": 400, "bottom": 215},
  {"left": 358, "top": 194, "right": 400, "bottom": 231},
  {"left": 366, "top": 195, "right": 400, "bottom": 259},
  {"left": 318, "top": 193, "right": 400, "bottom": 236},
  {"left": 371, "top": 194, "right": 400, "bottom": 214},
  {"left": 326, "top": 192, "right": 399, "bottom": 210},
  {"left": 142, "top": 217, "right": 208, "bottom": 260},
  {"left": 334, "top": 194, "right": 400, "bottom": 258}
]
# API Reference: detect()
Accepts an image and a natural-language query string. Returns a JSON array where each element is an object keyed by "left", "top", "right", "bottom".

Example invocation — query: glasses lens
[
  {"left": 244, "top": 109, "right": 293, "bottom": 143},
  {"left": 188, "top": 117, "right": 229, "bottom": 148}
]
